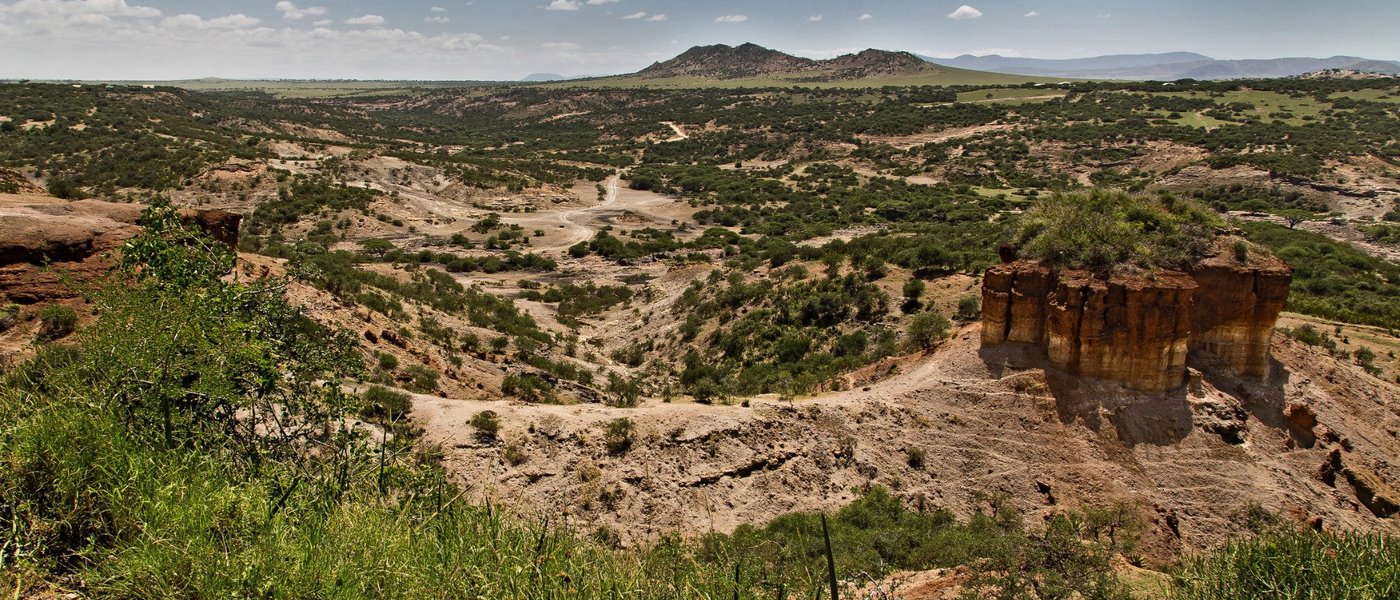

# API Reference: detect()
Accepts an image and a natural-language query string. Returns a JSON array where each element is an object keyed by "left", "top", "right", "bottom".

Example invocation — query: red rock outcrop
[
  {"left": 982, "top": 253, "right": 1291, "bottom": 391},
  {"left": 0, "top": 194, "right": 241, "bottom": 303}
]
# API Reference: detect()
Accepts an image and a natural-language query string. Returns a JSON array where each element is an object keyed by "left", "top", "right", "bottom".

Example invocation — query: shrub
[
  {"left": 361, "top": 385, "right": 411, "bottom": 421},
  {"left": 376, "top": 351, "right": 399, "bottom": 371},
  {"left": 470, "top": 410, "right": 500, "bottom": 440},
  {"left": 603, "top": 418, "right": 633, "bottom": 454},
  {"left": 1232, "top": 240, "right": 1250, "bottom": 262},
  {"left": 503, "top": 443, "right": 528, "bottom": 466},
  {"left": 957, "top": 295, "right": 981, "bottom": 320},
  {"left": 906, "top": 447, "right": 926, "bottom": 470},
  {"left": 502, "top": 373, "right": 556, "bottom": 403},
  {"left": 403, "top": 364, "right": 439, "bottom": 393},
  {"left": 901, "top": 278, "right": 925, "bottom": 314},
  {"left": 36, "top": 304, "right": 78, "bottom": 341}
]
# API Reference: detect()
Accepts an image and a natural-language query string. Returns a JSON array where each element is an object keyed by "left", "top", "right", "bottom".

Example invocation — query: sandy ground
[{"left": 413, "top": 322, "right": 1400, "bottom": 561}]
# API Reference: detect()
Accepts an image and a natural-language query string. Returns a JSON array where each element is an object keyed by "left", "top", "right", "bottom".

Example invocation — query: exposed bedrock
[
  {"left": 0, "top": 196, "right": 241, "bottom": 303},
  {"left": 982, "top": 258, "right": 1292, "bottom": 391}
]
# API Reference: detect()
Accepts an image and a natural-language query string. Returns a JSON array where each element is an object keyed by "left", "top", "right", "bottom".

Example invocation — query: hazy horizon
[{"left": 1, "top": 0, "right": 1398, "bottom": 81}]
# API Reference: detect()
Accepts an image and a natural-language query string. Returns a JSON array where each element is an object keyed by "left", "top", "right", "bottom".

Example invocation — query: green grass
[
  {"left": 1172, "top": 528, "right": 1400, "bottom": 600},
  {"left": 1329, "top": 88, "right": 1400, "bottom": 104},
  {"left": 1171, "top": 111, "right": 1236, "bottom": 130},
  {"left": 1149, "top": 90, "right": 1330, "bottom": 125}
]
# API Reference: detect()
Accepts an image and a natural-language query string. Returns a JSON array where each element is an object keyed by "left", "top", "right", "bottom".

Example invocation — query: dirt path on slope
[{"left": 661, "top": 121, "right": 688, "bottom": 142}]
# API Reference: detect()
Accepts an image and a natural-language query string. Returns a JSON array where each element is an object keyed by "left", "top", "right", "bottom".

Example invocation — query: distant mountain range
[
  {"left": 920, "top": 53, "right": 1400, "bottom": 80},
  {"left": 549, "top": 44, "right": 1400, "bottom": 88}
]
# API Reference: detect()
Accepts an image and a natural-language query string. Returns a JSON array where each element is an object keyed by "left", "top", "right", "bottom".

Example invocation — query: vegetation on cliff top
[{"left": 1013, "top": 189, "right": 1227, "bottom": 270}]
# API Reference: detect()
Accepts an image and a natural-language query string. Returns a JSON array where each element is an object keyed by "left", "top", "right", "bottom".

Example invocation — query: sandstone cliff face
[
  {"left": 982, "top": 256, "right": 1291, "bottom": 391},
  {"left": 1188, "top": 257, "right": 1294, "bottom": 378}
]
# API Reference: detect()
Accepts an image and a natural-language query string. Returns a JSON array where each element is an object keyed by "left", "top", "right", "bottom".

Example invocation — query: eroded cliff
[
  {"left": 0, "top": 194, "right": 241, "bottom": 303},
  {"left": 981, "top": 251, "right": 1292, "bottom": 391}
]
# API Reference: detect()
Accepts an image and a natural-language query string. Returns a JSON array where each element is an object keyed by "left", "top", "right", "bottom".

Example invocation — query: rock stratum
[
  {"left": 981, "top": 255, "right": 1292, "bottom": 391},
  {"left": 0, "top": 194, "right": 241, "bottom": 304}
]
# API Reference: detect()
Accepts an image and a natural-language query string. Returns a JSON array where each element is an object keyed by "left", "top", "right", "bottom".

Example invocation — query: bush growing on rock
[
  {"left": 470, "top": 410, "right": 500, "bottom": 440},
  {"left": 1014, "top": 189, "right": 1221, "bottom": 270}
]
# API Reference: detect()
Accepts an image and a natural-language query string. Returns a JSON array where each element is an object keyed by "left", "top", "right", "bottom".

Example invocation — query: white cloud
[
  {"left": 546, "top": 0, "right": 580, "bottom": 10},
  {"left": 1096, "top": 13, "right": 1112, "bottom": 19},
  {"left": 646, "top": 13, "right": 666, "bottom": 21},
  {"left": 1024, "top": 10, "right": 1039, "bottom": 17},
  {"left": 345, "top": 14, "right": 384, "bottom": 25},
  {"left": 715, "top": 15, "right": 747, "bottom": 23},
  {"left": 947, "top": 5, "right": 982, "bottom": 20},
  {"left": 161, "top": 13, "right": 261, "bottom": 29},
  {"left": 858, "top": 13, "right": 873, "bottom": 21},
  {"left": 430, "top": 6, "right": 445, "bottom": 12},
  {"left": 622, "top": 11, "right": 644, "bottom": 19},
  {"left": 311, "top": 18, "right": 331, "bottom": 26},
  {"left": 425, "top": 16, "right": 448, "bottom": 23},
  {"left": 807, "top": 15, "right": 823, "bottom": 22},
  {"left": 585, "top": 0, "right": 618, "bottom": 4},
  {"left": 274, "top": 2, "right": 325, "bottom": 21},
  {"left": 543, "top": 41, "right": 579, "bottom": 50},
  {"left": 0, "top": 0, "right": 161, "bottom": 18}
]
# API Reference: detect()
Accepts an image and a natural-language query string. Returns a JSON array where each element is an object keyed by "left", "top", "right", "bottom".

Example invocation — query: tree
[
  {"left": 1277, "top": 209, "right": 1314, "bottom": 229},
  {"left": 907, "top": 312, "right": 951, "bottom": 351},
  {"left": 361, "top": 238, "right": 395, "bottom": 257}
]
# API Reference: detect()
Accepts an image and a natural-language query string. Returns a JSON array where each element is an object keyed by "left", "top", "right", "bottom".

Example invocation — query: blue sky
[{"left": 1, "top": 0, "right": 1397, "bottom": 80}]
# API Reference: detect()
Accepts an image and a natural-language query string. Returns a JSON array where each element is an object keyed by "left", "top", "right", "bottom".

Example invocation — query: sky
[{"left": 0, "top": 0, "right": 1397, "bottom": 80}]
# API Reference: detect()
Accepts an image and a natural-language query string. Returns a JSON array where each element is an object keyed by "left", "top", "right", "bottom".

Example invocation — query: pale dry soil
[{"left": 414, "top": 323, "right": 1400, "bottom": 563}]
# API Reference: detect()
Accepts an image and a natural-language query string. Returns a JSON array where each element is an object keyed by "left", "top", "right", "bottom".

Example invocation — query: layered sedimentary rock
[
  {"left": 1188, "top": 256, "right": 1294, "bottom": 378},
  {"left": 982, "top": 255, "right": 1291, "bottom": 391},
  {"left": 0, "top": 195, "right": 241, "bottom": 303}
]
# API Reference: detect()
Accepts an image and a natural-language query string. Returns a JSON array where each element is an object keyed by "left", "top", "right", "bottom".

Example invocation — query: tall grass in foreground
[{"left": 1173, "top": 529, "right": 1400, "bottom": 600}]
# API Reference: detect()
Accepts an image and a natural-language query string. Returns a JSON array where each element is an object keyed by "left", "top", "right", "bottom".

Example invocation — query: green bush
[
  {"left": 603, "top": 418, "right": 633, "bottom": 454},
  {"left": 907, "top": 312, "right": 951, "bottom": 350},
  {"left": 36, "top": 304, "right": 78, "bottom": 341},
  {"left": 1015, "top": 189, "right": 1222, "bottom": 269},
  {"left": 361, "top": 385, "right": 411, "bottom": 422},
  {"left": 957, "top": 295, "right": 981, "bottom": 320},
  {"left": 376, "top": 351, "right": 399, "bottom": 372},
  {"left": 403, "top": 364, "right": 439, "bottom": 394},
  {"left": 470, "top": 410, "right": 500, "bottom": 440}
]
